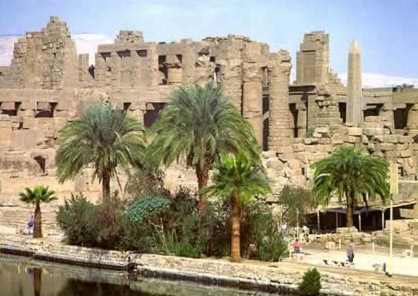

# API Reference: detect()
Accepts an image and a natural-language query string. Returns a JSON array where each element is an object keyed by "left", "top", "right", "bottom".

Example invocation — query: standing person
[
  {"left": 347, "top": 239, "right": 355, "bottom": 263},
  {"left": 293, "top": 239, "right": 301, "bottom": 254},
  {"left": 23, "top": 215, "right": 34, "bottom": 235},
  {"left": 281, "top": 220, "right": 288, "bottom": 237}
]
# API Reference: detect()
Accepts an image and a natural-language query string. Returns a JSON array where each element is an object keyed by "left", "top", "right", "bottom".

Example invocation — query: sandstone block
[{"left": 348, "top": 127, "right": 362, "bottom": 136}]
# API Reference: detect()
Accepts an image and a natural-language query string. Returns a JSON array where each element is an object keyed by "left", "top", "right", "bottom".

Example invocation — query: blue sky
[{"left": 0, "top": 0, "right": 417, "bottom": 78}]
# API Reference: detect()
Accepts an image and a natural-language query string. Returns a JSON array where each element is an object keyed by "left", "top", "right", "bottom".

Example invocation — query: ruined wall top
[
  {"left": 1, "top": 17, "right": 79, "bottom": 90},
  {"left": 295, "top": 31, "right": 329, "bottom": 85},
  {"left": 115, "top": 30, "right": 144, "bottom": 44}
]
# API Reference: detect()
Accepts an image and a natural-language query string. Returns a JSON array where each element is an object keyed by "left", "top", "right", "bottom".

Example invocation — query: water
[{"left": 0, "top": 255, "right": 275, "bottom": 296}]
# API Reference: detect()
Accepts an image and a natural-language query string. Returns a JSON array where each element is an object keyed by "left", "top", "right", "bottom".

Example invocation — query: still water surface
[{"left": 0, "top": 255, "right": 275, "bottom": 296}]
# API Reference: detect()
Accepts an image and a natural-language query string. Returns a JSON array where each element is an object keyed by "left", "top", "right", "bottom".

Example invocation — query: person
[
  {"left": 293, "top": 239, "right": 301, "bottom": 253},
  {"left": 281, "top": 220, "right": 288, "bottom": 237},
  {"left": 347, "top": 239, "right": 355, "bottom": 263},
  {"left": 23, "top": 215, "right": 34, "bottom": 235}
]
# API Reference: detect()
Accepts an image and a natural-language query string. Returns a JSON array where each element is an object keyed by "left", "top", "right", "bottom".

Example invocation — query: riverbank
[{"left": 1, "top": 234, "right": 417, "bottom": 296}]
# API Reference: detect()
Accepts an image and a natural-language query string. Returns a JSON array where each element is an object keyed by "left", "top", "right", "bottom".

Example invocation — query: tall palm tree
[
  {"left": 19, "top": 185, "right": 57, "bottom": 238},
  {"left": 203, "top": 152, "right": 271, "bottom": 261},
  {"left": 146, "top": 83, "right": 259, "bottom": 210},
  {"left": 312, "top": 146, "right": 389, "bottom": 228},
  {"left": 56, "top": 104, "right": 146, "bottom": 197}
]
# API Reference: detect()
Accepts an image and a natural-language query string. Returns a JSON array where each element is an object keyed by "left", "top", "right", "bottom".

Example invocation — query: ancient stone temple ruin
[{"left": 1, "top": 17, "right": 417, "bottom": 230}]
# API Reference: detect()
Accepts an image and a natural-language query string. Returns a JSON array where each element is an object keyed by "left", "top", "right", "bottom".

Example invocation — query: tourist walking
[
  {"left": 281, "top": 220, "right": 288, "bottom": 237},
  {"left": 347, "top": 239, "right": 355, "bottom": 263}
]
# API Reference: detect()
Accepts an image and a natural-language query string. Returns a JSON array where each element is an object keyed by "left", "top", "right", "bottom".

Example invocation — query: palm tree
[
  {"left": 19, "top": 185, "right": 57, "bottom": 238},
  {"left": 146, "top": 83, "right": 259, "bottom": 210},
  {"left": 203, "top": 152, "right": 271, "bottom": 261},
  {"left": 56, "top": 104, "right": 146, "bottom": 197},
  {"left": 312, "top": 146, "right": 389, "bottom": 228}
]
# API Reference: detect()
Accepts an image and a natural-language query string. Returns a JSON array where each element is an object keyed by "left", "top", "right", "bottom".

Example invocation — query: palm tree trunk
[
  {"left": 196, "top": 162, "right": 209, "bottom": 211},
  {"left": 230, "top": 192, "right": 241, "bottom": 261},
  {"left": 346, "top": 191, "right": 354, "bottom": 228},
  {"left": 102, "top": 170, "right": 111, "bottom": 198},
  {"left": 33, "top": 202, "right": 42, "bottom": 238},
  {"left": 33, "top": 268, "right": 42, "bottom": 296}
]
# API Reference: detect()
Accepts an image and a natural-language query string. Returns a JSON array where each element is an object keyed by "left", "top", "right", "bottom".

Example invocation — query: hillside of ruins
[{"left": 0, "top": 17, "right": 417, "bottom": 231}]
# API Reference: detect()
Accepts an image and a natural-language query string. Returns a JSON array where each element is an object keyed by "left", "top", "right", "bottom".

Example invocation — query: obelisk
[{"left": 347, "top": 40, "right": 363, "bottom": 125}]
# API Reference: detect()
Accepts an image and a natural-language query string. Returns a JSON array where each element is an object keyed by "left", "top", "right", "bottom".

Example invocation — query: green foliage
[
  {"left": 241, "top": 201, "right": 287, "bottom": 261},
  {"left": 125, "top": 169, "right": 168, "bottom": 200},
  {"left": 56, "top": 104, "right": 146, "bottom": 194},
  {"left": 57, "top": 193, "right": 126, "bottom": 249},
  {"left": 203, "top": 152, "right": 271, "bottom": 205},
  {"left": 312, "top": 146, "right": 389, "bottom": 206},
  {"left": 56, "top": 194, "right": 99, "bottom": 246},
  {"left": 298, "top": 268, "right": 322, "bottom": 296},
  {"left": 312, "top": 146, "right": 389, "bottom": 226},
  {"left": 276, "top": 185, "right": 316, "bottom": 227},
  {"left": 146, "top": 84, "right": 259, "bottom": 170},
  {"left": 19, "top": 185, "right": 57, "bottom": 205},
  {"left": 96, "top": 194, "right": 126, "bottom": 249},
  {"left": 128, "top": 195, "right": 171, "bottom": 224}
]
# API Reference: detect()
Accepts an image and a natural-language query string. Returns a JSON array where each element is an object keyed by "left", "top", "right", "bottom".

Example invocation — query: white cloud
[
  {"left": 1, "top": 34, "right": 418, "bottom": 88},
  {"left": 72, "top": 34, "right": 114, "bottom": 65},
  {"left": 338, "top": 73, "right": 418, "bottom": 89}
]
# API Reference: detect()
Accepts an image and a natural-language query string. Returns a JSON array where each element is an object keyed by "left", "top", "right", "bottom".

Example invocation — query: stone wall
[{"left": 1, "top": 18, "right": 418, "bottom": 229}]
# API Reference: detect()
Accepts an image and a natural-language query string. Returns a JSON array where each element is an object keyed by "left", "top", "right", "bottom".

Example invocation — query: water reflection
[{"left": 0, "top": 256, "right": 275, "bottom": 296}]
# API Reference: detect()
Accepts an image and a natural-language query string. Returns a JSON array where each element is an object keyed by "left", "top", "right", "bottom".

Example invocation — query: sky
[{"left": 0, "top": 0, "right": 417, "bottom": 84}]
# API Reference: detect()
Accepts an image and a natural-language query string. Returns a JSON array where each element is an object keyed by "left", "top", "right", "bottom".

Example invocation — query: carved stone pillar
[
  {"left": 167, "top": 55, "right": 183, "bottom": 85},
  {"left": 297, "top": 104, "right": 307, "bottom": 138},
  {"left": 243, "top": 63, "right": 263, "bottom": 146},
  {"left": 168, "top": 67, "right": 183, "bottom": 85},
  {"left": 267, "top": 51, "right": 292, "bottom": 152},
  {"left": 379, "top": 103, "right": 395, "bottom": 130},
  {"left": 407, "top": 103, "right": 418, "bottom": 136}
]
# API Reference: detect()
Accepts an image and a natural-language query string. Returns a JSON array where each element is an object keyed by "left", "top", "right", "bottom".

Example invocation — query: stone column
[
  {"left": 347, "top": 40, "right": 363, "bottom": 125},
  {"left": 0, "top": 115, "right": 12, "bottom": 149},
  {"left": 379, "top": 103, "right": 395, "bottom": 130},
  {"left": 243, "top": 64, "right": 263, "bottom": 145},
  {"left": 297, "top": 103, "right": 307, "bottom": 138},
  {"left": 267, "top": 51, "right": 292, "bottom": 152},
  {"left": 407, "top": 104, "right": 418, "bottom": 136},
  {"left": 167, "top": 54, "right": 183, "bottom": 85},
  {"left": 167, "top": 67, "right": 183, "bottom": 85}
]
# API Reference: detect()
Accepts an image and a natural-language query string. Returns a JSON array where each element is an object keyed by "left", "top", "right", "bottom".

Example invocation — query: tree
[
  {"left": 298, "top": 268, "right": 322, "bottom": 296},
  {"left": 56, "top": 104, "right": 146, "bottom": 197},
  {"left": 146, "top": 83, "right": 259, "bottom": 210},
  {"left": 19, "top": 185, "right": 57, "bottom": 238},
  {"left": 311, "top": 146, "right": 389, "bottom": 228},
  {"left": 276, "top": 185, "right": 317, "bottom": 227},
  {"left": 203, "top": 152, "right": 271, "bottom": 261}
]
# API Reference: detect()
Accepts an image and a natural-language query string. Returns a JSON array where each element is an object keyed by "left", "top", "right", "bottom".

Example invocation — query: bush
[
  {"left": 96, "top": 194, "right": 126, "bottom": 249},
  {"left": 128, "top": 195, "right": 171, "bottom": 224},
  {"left": 125, "top": 169, "right": 168, "bottom": 201},
  {"left": 56, "top": 194, "right": 99, "bottom": 247},
  {"left": 57, "top": 193, "right": 126, "bottom": 249},
  {"left": 241, "top": 200, "right": 287, "bottom": 261},
  {"left": 298, "top": 268, "right": 322, "bottom": 296},
  {"left": 276, "top": 185, "right": 316, "bottom": 227}
]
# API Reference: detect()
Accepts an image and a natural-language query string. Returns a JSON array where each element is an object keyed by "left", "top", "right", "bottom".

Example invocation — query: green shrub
[
  {"left": 96, "top": 194, "right": 126, "bottom": 249},
  {"left": 298, "top": 268, "right": 322, "bottom": 296},
  {"left": 57, "top": 193, "right": 126, "bottom": 249},
  {"left": 56, "top": 194, "right": 99, "bottom": 247},
  {"left": 128, "top": 195, "right": 171, "bottom": 224},
  {"left": 125, "top": 169, "right": 168, "bottom": 201},
  {"left": 241, "top": 200, "right": 287, "bottom": 261}
]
